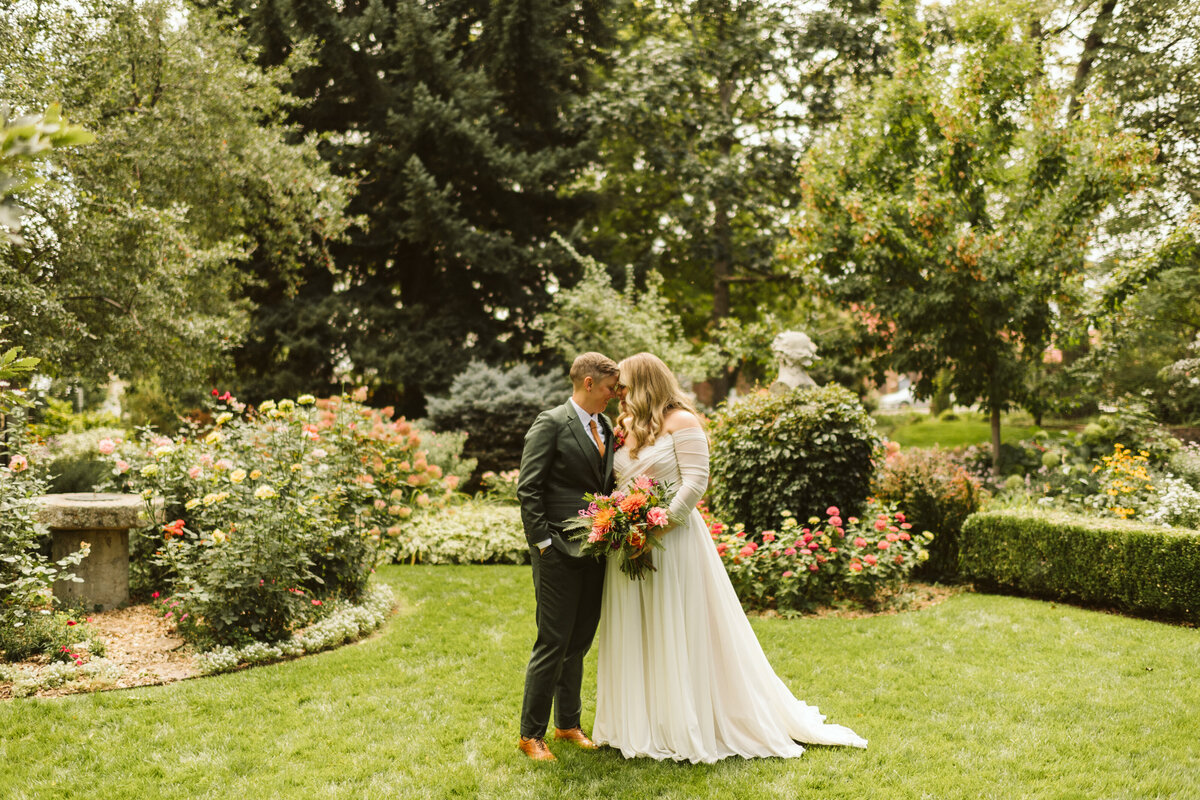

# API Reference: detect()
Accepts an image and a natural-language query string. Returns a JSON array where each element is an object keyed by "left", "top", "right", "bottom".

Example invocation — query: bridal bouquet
[{"left": 563, "top": 475, "right": 675, "bottom": 579}]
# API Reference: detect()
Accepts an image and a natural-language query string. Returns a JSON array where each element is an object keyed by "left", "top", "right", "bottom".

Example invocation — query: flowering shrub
[
  {"left": 479, "top": 469, "right": 520, "bottom": 504},
  {"left": 709, "top": 385, "right": 881, "bottom": 534},
  {"left": 710, "top": 503, "right": 931, "bottom": 613},
  {"left": 390, "top": 501, "right": 528, "bottom": 565},
  {"left": 873, "top": 447, "right": 988, "bottom": 578},
  {"left": 0, "top": 656, "right": 124, "bottom": 698},
  {"left": 103, "top": 391, "right": 455, "bottom": 647},
  {"left": 0, "top": 456, "right": 91, "bottom": 646}
]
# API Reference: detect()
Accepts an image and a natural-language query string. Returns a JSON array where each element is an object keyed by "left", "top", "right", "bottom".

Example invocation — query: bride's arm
[{"left": 667, "top": 427, "right": 709, "bottom": 522}]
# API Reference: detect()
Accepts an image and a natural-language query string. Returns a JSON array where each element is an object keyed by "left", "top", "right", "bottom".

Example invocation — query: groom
[{"left": 516, "top": 352, "right": 619, "bottom": 762}]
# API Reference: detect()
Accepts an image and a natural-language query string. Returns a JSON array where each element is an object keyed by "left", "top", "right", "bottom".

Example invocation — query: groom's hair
[{"left": 570, "top": 352, "right": 619, "bottom": 388}]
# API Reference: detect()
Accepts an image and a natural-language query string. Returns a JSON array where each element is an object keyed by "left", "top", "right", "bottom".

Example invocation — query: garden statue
[{"left": 770, "top": 331, "right": 819, "bottom": 393}]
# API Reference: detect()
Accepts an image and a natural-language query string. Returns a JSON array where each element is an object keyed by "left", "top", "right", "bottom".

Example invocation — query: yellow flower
[
  {"left": 140, "top": 464, "right": 159, "bottom": 477},
  {"left": 185, "top": 498, "right": 200, "bottom": 510},
  {"left": 216, "top": 412, "right": 233, "bottom": 425},
  {"left": 249, "top": 469, "right": 262, "bottom": 480},
  {"left": 291, "top": 463, "right": 303, "bottom": 472},
  {"left": 205, "top": 431, "right": 222, "bottom": 444},
  {"left": 297, "top": 394, "right": 316, "bottom": 405},
  {"left": 277, "top": 399, "right": 295, "bottom": 413},
  {"left": 230, "top": 469, "right": 247, "bottom": 484},
  {"left": 254, "top": 485, "right": 277, "bottom": 500},
  {"left": 259, "top": 400, "right": 277, "bottom": 413},
  {"left": 212, "top": 529, "right": 228, "bottom": 543},
  {"left": 153, "top": 445, "right": 173, "bottom": 457}
]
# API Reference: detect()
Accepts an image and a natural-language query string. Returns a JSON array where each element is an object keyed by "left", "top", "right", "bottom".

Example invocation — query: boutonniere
[{"left": 613, "top": 427, "right": 627, "bottom": 452}]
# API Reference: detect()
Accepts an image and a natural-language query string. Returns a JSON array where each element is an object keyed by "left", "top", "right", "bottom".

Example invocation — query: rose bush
[
  {"left": 104, "top": 390, "right": 457, "bottom": 647},
  {"left": 707, "top": 501, "right": 932, "bottom": 613}
]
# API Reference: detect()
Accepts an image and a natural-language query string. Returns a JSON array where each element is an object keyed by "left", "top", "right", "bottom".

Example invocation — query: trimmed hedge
[{"left": 959, "top": 510, "right": 1200, "bottom": 623}]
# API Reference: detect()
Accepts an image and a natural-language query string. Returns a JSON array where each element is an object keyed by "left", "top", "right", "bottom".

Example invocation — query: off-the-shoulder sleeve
[{"left": 667, "top": 427, "right": 710, "bottom": 521}]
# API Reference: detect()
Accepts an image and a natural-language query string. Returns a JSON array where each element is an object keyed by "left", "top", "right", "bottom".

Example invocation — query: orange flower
[
  {"left": 592, "top": 507, "right": 616, "bottom": 534},
  {"left": 619, "top": 492, "right": 648, "bottom": 515}
]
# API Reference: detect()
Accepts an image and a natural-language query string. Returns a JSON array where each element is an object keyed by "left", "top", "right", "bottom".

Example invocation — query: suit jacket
[{"left": 517, "top": 400, "right": 616, "bottom": 556}]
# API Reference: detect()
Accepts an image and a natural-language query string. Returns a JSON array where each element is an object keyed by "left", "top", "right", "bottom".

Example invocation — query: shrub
[
  {"left": 709, "top": 502, "right": 931, "bottom": 613},
  {"left": 104, "top": 391, "right": 454, "bottom": 647},
  {"left": 426, "top": 361, "right": 567, "bottom": 479},
  {"left": 479, "top": 469, "right": 520, "bottom": 504},
  {"left": 390, "top": 501, "right": 528, "bottom": 565},
  {"left": 28, "top": 426, "right": 129, "bottom": 493},
  {"left": 959, "top": 510, "right": 1200, "bottom": 623},
  {"left": 709, "top": 385, "right": 881, "bottom": 534},
  {"left": 0, "top": 458, "right": 90, "bottom": 641},
  {"left": 873, "top": 447, "right": 988, "bottom": 579}
]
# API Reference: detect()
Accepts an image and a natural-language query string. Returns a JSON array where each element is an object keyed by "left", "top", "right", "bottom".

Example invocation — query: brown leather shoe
[
  {"left": 518, "top": 736, "right": 557, "bottom": 762},
  {"left": 553, "top": 727, "right": 598, "bottom": 750}
]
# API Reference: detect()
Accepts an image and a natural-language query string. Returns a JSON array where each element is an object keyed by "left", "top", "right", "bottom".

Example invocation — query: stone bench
[{"left": 37, "top": 493, "right": 160, "bottom": 612}]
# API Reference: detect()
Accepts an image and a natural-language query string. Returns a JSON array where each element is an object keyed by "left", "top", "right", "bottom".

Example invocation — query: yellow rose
[
  {"left": 216, "top": 412, "right": 233, "bottom": 425},
  {"left": 249, "top": 469, "right": 262, "bottom": 480},
  {"left": 230, "top": 469, "right": 247, "bottom": 484},
  {"left": 185, "top": 498, "right": 200, "bottom": 510}
]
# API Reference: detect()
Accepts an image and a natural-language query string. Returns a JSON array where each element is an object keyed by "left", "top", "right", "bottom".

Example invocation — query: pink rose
[
  {"left": 215, "top": 458, "right": 233, "bottom": 471},
  {"left": 98, "top": 438, "right": 116, "bottom": 455},
  {"left": 116, "top": 460, "right": 130, "bottom": 474},
  {"left": 8, "top": 454, "right": 27, "bottom": 473},
  {"left": 634, "top": 475, "right": 654, "bottom": 491},
  {"left": 199, "top": 453, "right": 213, "bottom": 466},
  {"left": 188, "top": 466, "right": 202, "bottom": 479},
  {"left": 647, "top": 507, "right": 669, "bottom": 528}
]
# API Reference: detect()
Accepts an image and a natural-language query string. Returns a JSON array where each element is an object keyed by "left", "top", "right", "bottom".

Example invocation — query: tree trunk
[
  {"left": 990, "top": 405, "right": 1002, "bottom": 476},
  {"left": 1067, "top": 0, "right": 1118, "bottom": 120}
]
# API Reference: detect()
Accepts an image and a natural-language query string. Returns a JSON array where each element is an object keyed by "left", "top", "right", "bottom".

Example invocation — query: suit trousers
[{"left": 520, "top": 544, "right": 606, "bottom": 738}]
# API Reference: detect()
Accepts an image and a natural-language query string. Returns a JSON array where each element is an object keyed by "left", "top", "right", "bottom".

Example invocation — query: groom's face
[{"left": 581, "top": 374, "right": 619, "bottom": 415}]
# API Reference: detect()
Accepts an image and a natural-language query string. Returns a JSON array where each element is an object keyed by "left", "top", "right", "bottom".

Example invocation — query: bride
[{"left": 592, "top": 352, "right": 868, "bottom": 762}]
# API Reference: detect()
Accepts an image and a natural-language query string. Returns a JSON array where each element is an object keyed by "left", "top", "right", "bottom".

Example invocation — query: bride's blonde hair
[{"left": 616, "top": 353, "right": 701, "bottom": 459}]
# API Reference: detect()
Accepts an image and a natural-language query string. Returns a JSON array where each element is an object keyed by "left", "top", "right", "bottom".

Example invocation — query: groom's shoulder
[{"left": 531, "top": 401, "right": 570, "bottom": 427}]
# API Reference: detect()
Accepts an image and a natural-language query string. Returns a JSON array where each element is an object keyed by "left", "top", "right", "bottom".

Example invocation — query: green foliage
[
  {"left": 426, "top": 362, "right": 567, "bottom": 478},
  {"left": 0, "top": 104, "right": 92, "bottom": 245},
  {"left": 102, "top": 392, "right": 454, "bottom": 647},
  {"left": 0, "top": 336, "right": 39, "bottom": 416},
  {"left": 388, "top": 501, "right": 528, "bottom": 565},
  {"left": 209, "top": 0, "right": 613, "bottom": 415},
  {"left": 709, "top": 385, "right": 881, "bottom": 533},
  {"left": 795, "top": 0, "right": 1156, "bottom": 468},
  {"left": 873, "top": 447, "right": 988, "bottom": 579},
  {"left": 0, "top": 0, "right": 352, "bottom": 397},
  {"left": 959, "top": 510, "right": 1200, "bottom": 623},
  {"left": 710, "top": 503, "right": 931, "bottom": 613},
  {"left": 0, "top": 608, "right": 103, "bottom": 664},
  {"left": 529, "top": 236, "right": 718, "bottom": 381},
  {"left": 0, "top": 459, "right": 89, "bottom": 635},
  {"left": 479, "top": 469, "right": 520, "bottom": 504}
]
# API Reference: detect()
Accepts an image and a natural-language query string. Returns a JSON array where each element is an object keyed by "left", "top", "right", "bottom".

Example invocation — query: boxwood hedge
[{"left": 959, "top": 510, "right": 1200, "bottom": 623}]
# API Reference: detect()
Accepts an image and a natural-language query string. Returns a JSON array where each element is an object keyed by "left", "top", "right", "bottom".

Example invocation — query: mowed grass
[
  {"left": 1, "top": 565, "right": 1198, "bottom": 799},
  {"left": 877, "top": 415, "right": 1044, "bottom": 449}
]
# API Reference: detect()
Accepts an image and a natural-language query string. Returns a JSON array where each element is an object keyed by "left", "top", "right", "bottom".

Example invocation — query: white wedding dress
[{"left": 592, "top": 427, "right": 868, "bottom": 762}]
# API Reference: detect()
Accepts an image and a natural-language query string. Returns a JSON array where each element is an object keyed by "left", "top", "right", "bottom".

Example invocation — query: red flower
[
  {"left": 312, "top": 599, "right": 323, "bottom": 606},
  {"left": 877, "top": 540, "right": 891, "bottom": 550},
  {"left": 67, "top": 620, "right": 76, "bottom": 626},
  {"left": 865, "top": 554, "right": 878, "bottom": 566},
  {"left": 762, "top": 532, "right": 776, "bottom": 543},
  {"left": 211, "top": 388, "right": 219, "bottom": 397},
  {"left": 808, "top": 563, "right": 819, "bottom": 572},
  {"left": 151, "top": 591, "right": 160, "bottom": 599}
]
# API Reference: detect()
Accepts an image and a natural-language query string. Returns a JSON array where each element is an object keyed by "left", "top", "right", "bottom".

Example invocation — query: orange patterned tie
[{"left": 589, "top": 418, "right": 605, "bottom": 458}]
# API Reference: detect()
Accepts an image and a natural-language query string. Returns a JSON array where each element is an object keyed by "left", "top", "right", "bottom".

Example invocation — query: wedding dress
[{"left": 592, "top": 427, "right": 868, "bottom": 762}]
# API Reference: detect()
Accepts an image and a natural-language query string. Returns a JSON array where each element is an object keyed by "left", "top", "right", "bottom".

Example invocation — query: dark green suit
[{"left": 517, "top": 400, "right": 615, "bottom": 738}]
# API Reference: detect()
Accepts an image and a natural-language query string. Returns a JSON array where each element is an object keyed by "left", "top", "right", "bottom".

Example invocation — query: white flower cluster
[
  {"left": 194, "top": 584, "right": 396, "bottom": 675},
  {"left": 1143, "top": 474, "right": 1200, "bottom": 529},
  {"left": 2, "top": 658, "right": 124, "bottom": 698}
]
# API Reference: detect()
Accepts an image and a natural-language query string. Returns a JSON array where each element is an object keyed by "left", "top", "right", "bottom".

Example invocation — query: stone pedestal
[{"left": 37, "top": 493, "right": 155, "bottom": 611}]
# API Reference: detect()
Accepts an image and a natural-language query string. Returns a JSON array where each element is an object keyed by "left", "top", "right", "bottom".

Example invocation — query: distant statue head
[{"left": 770, "top": 331, "right": 819, "bottom": 393}]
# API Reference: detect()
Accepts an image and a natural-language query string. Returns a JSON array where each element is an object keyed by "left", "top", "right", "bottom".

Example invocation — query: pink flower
[
  {"left": 828, "top": 547, "right": 838, "bottom": 554},
  {"left": 98, "top": 438, "right": 116, "bottom": 455},
  {"left": 9, "top": 454, "right": 28, "bottom": 473},
  {"left": 874, "top": 519, "right": 887, "bottom": 531},
  {"left": 164, "top": 611, "right": 173, "bottom": 618},
  {"left": 888, "top": 525, "right": 900, "bottom": 532},
  {"left": 877, "top": 540, "right": 891, "bottom": 550},
  {"left": 782, "top": 570, "right": 795, "bottom": 578},
  {"left": 900, "top": 522, "right": 912, "bottom": 530},
  {"left": 853, "top": 537, "right": 868, "bottom": 548},
  {"left": 116, "top": 460, "right": 130, "bottom": 474},
  {"left": 312, "top": 599, "right": 323, "bottom": 606},
  {"left": 865, "top": 554, "right": 878, "bottom": 566},
  {"left": 808, "top": 542, "right": 820, "bottom": 551},
  {"left": 762, "top": 532, "right": 776, "bottom": 543},
  {"left": 848, "top": 517, "right": 859, "bottom": 524},
  {"left": 747, "top": 542, "right": 759, "bottom": 552},
  {"left": 899, "top": 532, "right": 911, "bottom": 541},
  {"left": 215, "top": 458, "right": 233, "bottom": 471},
  {"left": 808, "top": 563, "right": 819, "bottom": 572},
  {"left": 828, "top": 515, "right": 842, "bottom": 527},
  {"left": 784, "top": 547, "right": 797, "bottom": 556},
  {"left": 895, "top": 513, "right": 906, "bottom": 523},
  {"left": 826, "top": 506, "right": 839, "bottom": 516},
  {"left": 634, "top": 475, "right": 654, "bottom": 491},
  {"left": 716, "top": 543, "right": 728, "bottom": 556},
  {"left": 647, "top": 507, "right": 669, "bottom": 528},
  {"left": 802, "top": 533, "right": 814, "bottom": 543},
  {"left": 188, "top": 466, "right": 202, "bottom": 479},
  {"left": 886, "top": 533, "right": 899, "bottom": 542},
  {"left": 151, "top": 592, "right": 160, "bottom": 598},
  {"left": 738, "top": 545, "right": 755, "bottom": 557},
  {"left": 849, "top": 562, "right": 863, "bottom": 572},
  {"left": 199, "top": 453, "right": 213, "bottom": 466},
  {"left": 587, "top": 530, "right": 604, "bottom": 543}
]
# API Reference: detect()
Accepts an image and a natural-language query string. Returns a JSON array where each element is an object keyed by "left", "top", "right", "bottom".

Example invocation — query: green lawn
[
  {"left": 2, "top": 565, "right": 1198, "bottom": 799},
  {"left": 876, "top": 414, "right": 1045, "bottom": 449}
]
